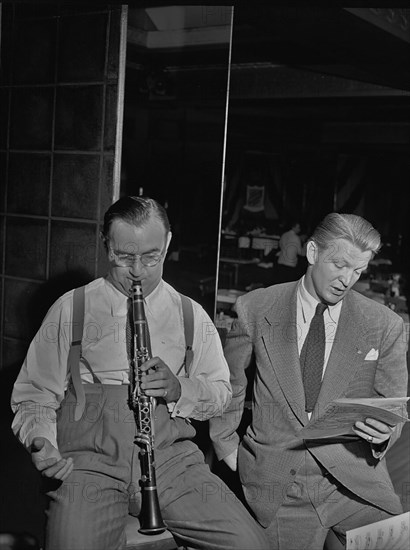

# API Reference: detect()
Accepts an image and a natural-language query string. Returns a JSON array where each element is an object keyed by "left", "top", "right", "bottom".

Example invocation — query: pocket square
[{"left": 364, "top": 348, "right": 379, "bottom": 361}]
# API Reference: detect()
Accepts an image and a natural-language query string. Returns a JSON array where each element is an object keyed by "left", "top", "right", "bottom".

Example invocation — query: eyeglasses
[{"left": 109, "top": 248, "right": 164, "bottom": 267}]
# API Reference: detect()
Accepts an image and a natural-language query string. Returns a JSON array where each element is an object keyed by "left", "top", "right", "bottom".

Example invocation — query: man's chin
[{"left": 326, "top": 290, "right": 345, "bottom": 304}]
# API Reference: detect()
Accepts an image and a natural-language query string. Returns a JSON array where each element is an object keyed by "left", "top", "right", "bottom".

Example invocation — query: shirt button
[
  {"left": 290, "top": 469, "right": 296, "bottom": 476},
  {"left": 176, "top": 410, "right": 180, "bottom": 414}
]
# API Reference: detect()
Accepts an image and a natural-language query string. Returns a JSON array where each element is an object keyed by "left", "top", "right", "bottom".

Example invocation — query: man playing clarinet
[{"left": 11, "top": 196, "right": 269, "bottom": 550}]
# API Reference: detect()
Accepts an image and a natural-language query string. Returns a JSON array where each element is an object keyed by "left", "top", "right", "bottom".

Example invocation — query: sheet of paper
[
  {"left": 299, "top": 397, "right": 409, "bottom": 440},
  {"left": 346, "top": 511, "right": 410, "bottom": 550}
]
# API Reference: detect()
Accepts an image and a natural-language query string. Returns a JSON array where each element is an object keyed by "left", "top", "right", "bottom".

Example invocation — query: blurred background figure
[{"left": 275, "top": 220, "right": 306, "bottom": 283}]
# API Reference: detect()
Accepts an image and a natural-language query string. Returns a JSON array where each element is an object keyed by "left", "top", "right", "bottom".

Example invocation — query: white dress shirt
[
  {"left": 277, "top": 229, "right": 303, "bottom": 267},
  {"left": 11, "top": 278, "right": 231, "bottom": 449}
]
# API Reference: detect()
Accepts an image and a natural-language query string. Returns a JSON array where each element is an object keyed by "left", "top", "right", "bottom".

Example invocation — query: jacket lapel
[
  {"left": 262, "top": 283, "right": 309, "bottom": 424},
  {"left": 314, "top": 292, "right": 368, "bottom": 412}
]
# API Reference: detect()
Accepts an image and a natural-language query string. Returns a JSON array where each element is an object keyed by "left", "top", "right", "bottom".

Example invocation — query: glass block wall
[
  {"left": 0, "top": 4, "right": 126, "bottom": 541},
  {"left": 0, "top": 4, "right": 126, "bottom": 370}
]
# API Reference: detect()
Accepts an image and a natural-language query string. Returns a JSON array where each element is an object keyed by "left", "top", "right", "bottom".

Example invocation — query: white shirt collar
[
  {"left": 144, "top": 279, "right": 164, "bottom": 317},
  {"left": 104, "top": 277, "right": 127, "bottom": 317},
  {"left": 103, "top": 277, "right": 164, "bottom": 318},
  {"left": 298, "top": 275, "right": 343, "bottom": 324}
]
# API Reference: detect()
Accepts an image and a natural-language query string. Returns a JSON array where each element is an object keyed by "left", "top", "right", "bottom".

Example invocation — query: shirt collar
[
  {"left": 104, "top": 278, "right": 128, "bottom": 317},
  {"left": 104, "top": 277, "right": 164, "bottom": 318},
  {"left": 298, "top": 275, "right": 343, "bottom": 323},
  {"left": 144, "top": 279, "right": 164, "bottom": 317}
]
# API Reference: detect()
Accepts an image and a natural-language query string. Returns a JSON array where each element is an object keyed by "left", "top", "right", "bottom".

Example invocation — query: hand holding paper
[
  {"left": 353, "top": 416, "right": 394, "bottom": 445},
  {"left": 299, "top": 397, "right": 409, "bottom": 440}
]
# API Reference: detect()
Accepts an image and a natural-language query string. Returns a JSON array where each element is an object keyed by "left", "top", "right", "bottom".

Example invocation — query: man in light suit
[{"left": 210, "top": 213, "right": 408, "bottom": 549}]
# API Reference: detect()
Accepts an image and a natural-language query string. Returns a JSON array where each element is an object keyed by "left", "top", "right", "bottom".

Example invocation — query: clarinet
[{"left": 129, "top": 280, "right": 166, "bottom": 535}]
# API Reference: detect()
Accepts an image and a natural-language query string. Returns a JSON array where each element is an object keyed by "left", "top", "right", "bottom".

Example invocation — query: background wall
[
  {"left": 121, "top": 5, "right": 232, "bottom": 315},
  {"left": 0, "top": 4, "right": 125, "bottom": 543}
]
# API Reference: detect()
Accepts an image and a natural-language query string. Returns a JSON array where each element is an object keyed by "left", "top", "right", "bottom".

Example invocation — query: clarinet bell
[{"left": 138, "top": 485, "right": 166, "bottom": 535}]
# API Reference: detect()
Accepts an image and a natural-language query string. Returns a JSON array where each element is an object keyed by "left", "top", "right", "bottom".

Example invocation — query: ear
[
  {"left": 99, "top": 230, "right": 108, "bottom": 251},
  {"left": 165, "top": 231, "right": 172, "bottom": 254},
  {"left": 306, "top": 240, "right": 318, "bottom": 266}
]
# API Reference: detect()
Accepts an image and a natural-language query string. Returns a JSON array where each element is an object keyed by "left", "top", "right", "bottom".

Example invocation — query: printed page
[{"left": 346, "top": 511, "right": 409, "bottom": 550}]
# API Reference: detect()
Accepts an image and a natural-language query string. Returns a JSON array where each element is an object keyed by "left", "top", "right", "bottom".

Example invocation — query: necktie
[{"left": 301, "top": 302, "right": 328, "bottom": 412}]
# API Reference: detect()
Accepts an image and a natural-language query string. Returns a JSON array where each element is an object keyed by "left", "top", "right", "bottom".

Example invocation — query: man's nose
[
  {"left": 339, "top": 268, "right": 353, "bottom": 287},
  {"left": 129, "top": 256, "right": 145, "bottom": 274}
]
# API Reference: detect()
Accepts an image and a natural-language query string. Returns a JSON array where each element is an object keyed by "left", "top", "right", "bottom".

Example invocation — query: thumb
[
  {"left": 223, "top": 449, "right": 238, "bottom": 471},
  {"left": 31, "top": 437, "right": 47, "bottom": 453}
]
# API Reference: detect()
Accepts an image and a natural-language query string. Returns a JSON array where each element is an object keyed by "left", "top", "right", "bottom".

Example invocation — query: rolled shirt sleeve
[
  {"left": 11, "top": 294, "right": 73, "bottom": 450},
  {"left": 169, "top": 304, "right": 232, "bottom": 421}
]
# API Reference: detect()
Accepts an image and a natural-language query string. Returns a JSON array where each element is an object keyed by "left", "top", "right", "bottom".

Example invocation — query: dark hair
[
  {"left": 102, "top": 196, "right": 170, "bottom": 242},
  {"left": 310, "top": 213, "right": 381, "bottom": 257},
  {"left": 285, "top": 219, "right": 301, "bottom": 231}
]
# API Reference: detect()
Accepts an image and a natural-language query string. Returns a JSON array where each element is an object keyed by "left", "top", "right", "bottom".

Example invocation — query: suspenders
[
  {"left": 69, "top": 285, "right": 194, "bottom": 421},
  {"left": 69, "top": 286, "right": 86, "bottom": 421},
  {"left": 178, "top": 292, "right": 194, "bottom": 377}
]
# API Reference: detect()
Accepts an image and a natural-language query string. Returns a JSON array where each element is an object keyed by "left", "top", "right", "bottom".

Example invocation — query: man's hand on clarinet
[
  {"left": 31, "top": 437, "right": 73, "bottom": 481},
  {"left": 140, "top": 357, "right": 181, "bottom": 403}
]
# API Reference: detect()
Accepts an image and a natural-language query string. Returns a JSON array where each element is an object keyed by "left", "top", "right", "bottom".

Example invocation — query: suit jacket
[{"left": 210, "top": 280, "right": 408, "bottom": 527}]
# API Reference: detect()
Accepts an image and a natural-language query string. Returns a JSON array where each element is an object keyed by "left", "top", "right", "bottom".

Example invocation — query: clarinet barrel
[{"left": 129, "top": 281, "right": 166, "bottom": 535}]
